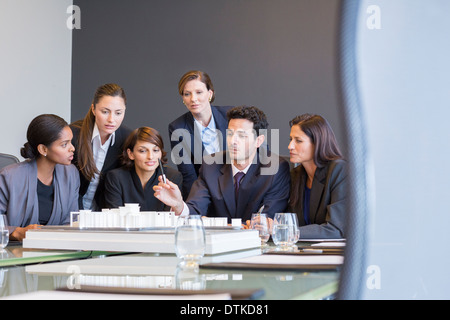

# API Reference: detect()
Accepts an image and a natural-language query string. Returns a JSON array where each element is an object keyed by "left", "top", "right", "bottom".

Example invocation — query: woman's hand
[{"left": 10, "top": 224, "right": 41, "bottom": 241}]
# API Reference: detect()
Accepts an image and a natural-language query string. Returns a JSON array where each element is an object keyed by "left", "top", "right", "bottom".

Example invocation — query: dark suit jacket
[
  {"left": 104, "top": 165, "right": 182, "bottom": 211},
  {"left": 186, "top": 151, "right": 290, "bottom": 222},
  {"left": 168, "top": 106, "right": 233, "bottom": 199},
  {"left": 70, "top": 120, "right": 132, "bottom": 210},
  {"left": 288, "top": 159, "right": 348, "bottom": 239}
]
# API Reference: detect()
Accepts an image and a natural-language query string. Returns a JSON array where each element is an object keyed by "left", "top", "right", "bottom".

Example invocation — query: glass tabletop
[
  {"left": 0, "top": 242, "right": 122, "bottom": 268},
  {"left": 0, "top": 246, "right": 340, "bottom": 300}
]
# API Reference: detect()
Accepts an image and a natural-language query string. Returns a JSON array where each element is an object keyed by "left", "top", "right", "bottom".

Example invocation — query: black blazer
[
  {"left": 168, "top": 106, "right": 233, "bottom": 199},
  {"left": 70, "top": 120, "right": 132, "bottom": 210},
  {"left": 104, "top": 165, "right": 182, "bottom": 211},
  {"left": 288, "top": 159, "right": 348, "bottom": 239},
  {"left": 186, "top": 151, "right": 291, "bottom": 222}
]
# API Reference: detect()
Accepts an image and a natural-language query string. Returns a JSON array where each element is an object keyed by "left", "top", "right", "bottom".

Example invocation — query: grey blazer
[
  {"left": 289, "top": 159, "right": 347, "bottom": 239},
  {"left": 0, "top": 160, "right": 80, "bottom": 231}
]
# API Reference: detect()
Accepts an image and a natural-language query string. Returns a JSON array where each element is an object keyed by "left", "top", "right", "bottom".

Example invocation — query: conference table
[{"left": 0, "top": 241, "right": 341, "bottom": 300}]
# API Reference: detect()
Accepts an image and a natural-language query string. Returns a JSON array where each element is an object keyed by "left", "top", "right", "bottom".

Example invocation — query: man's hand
[{"left": 153, "top": 176, "right": 184, "bottom": 215}]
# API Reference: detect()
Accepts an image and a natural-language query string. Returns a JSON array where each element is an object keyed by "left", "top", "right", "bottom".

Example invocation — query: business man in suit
[{"left": 156, "top": 106, "right": 290, "bottom": 222}]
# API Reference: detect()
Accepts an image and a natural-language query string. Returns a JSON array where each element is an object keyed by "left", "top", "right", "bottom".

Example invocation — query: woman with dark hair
[
  {"left": 288, "top": 114, "right": 347, "bottom": 239},
  {"left": 0, "top": 114, "right": 79, "bottom": 241},
  {"left": 104, "top": 127, "right": 182, "bottom": 211},
  {"left": 70, "top": 83, "right": 132, "bottom": 210},
  {"left": 169, "top": 70, "right": 233, "bottom": 199}
]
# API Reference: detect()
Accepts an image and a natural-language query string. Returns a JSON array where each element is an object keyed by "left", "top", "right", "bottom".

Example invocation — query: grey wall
[
  {"left": 71, "top": 0, "right": 344, "bottom": 166},
  {"left": 0, "top": 0, "right": 73, "bottom": 160}
]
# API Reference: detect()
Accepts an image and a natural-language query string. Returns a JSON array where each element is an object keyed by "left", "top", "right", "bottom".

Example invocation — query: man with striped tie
[{"left": 155, "top": 106, "right": 290, "bottom": 223}]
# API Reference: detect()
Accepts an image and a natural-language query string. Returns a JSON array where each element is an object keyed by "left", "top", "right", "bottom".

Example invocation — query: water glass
[
  {"left": 250, "top": 213, "right": 270, "bottom": 246},
  {"left": 290, "top": 213, "right": 300, "bottom": 246},
  {"left": 272, "top": 213, "right": 296, "bottom": 250},
  {"left": 175, "top": 215, "right": 206, "bottom": 267},
  {"left": 1, "top": 215, "right": 9, "bottom": 249},
  {"left": 175, "top": 263, "right": 206, "bottom": 290}
]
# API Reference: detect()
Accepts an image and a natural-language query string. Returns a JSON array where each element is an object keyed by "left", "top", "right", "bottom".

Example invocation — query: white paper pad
[
  {"left": 300, "top": 238, "right": 346, "bottom": 242},
  {"left": 1, "top": 290, "right": 231, "bottom": 300},
  {"left": 311, "top": 242, "right": 346, "bottom": 247},
  {"left": 231, "top": 254, "right": 344, "bottom": 266}
]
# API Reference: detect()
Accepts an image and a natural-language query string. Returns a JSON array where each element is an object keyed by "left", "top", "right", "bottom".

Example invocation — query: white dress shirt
[{"left": 82, "top": 124, "right": 115, "bottom": 210}]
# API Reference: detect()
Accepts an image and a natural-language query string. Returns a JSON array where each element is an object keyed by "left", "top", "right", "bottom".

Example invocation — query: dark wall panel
[{"left": 71, "top": 0, "right": 342, "bottom": 165}]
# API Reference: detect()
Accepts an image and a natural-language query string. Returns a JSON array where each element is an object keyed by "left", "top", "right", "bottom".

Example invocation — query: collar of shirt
[
  {"left": 91, "top": 123, "right": 116, "bottom": 148},
  {"left": 231, "top": 162, "right": 251, "bottom": 177},
  {"left": 194, "top": 113, "right": 217, "bottom": 134}
]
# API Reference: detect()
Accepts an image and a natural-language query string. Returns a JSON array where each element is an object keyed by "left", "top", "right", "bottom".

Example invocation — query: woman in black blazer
[
  {"left": 288, "top": 114, "right": 347, "bottom": 239},
  {"left": 168, "top": 70, "right": 233, "bottom": 199},
  {"left": 70, "top": 83, "right": 131, "bottom": 210},
  {"left": 104, "top": 127, "right": 182, "bottom": 211}
]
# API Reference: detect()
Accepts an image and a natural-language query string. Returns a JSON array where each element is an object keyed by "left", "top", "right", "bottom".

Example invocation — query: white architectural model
[{"left": 70, "top": 203, "right": 241, "bottom": 229}]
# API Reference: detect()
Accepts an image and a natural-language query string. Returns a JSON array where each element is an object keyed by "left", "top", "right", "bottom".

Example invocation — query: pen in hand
[
  {"left": 257, "top": 205, "right": 265, "bottom": 216},
  {"left": 158, "top": 158, "right": 167, "bottom": 184}
]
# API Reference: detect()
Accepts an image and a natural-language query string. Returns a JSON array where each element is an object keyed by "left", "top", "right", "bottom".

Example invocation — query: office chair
[
  {"left": 0, "top": 153, "right": 19, "bottom": 170},
  {"left": 336, "top": 0, "right": 369, "bottom": 300}
]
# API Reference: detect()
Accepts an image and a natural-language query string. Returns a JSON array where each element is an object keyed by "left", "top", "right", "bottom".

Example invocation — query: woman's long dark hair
[
  {"left": 290, "top": 114, "right": 343, "bottom": 167},
  {"left": 289, "top": 114, "right": 343, "bottom": 209}
]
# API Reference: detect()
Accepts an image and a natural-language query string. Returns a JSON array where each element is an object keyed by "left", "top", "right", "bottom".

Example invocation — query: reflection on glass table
[
  {"left": 1, "top": 246, "right": 339, "bottom": 300},
  {"left": 0, "top": 242, "right": 121, "bottom": 268}
]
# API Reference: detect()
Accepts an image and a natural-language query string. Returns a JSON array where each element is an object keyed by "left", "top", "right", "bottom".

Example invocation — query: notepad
[
  {"left": 311, "top": 242, "right": 346, "bottom": 247},
  {"left": 201, "top": 254, "right": 344, "bottom": 271},
  {"left": 0, "top": 290, "right": 232, "bottom": 300},
  {"left": 232, "top": 254, "right": 344, "bottom": 265}
]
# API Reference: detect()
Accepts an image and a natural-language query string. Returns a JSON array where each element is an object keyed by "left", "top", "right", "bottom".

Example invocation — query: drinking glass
[
  {"left": 1, "top": 215, "right": 9, "bottom": 249},
  {"left": 272, "top": 213, "right": 295, "bottom": 250},
  {"left": 289, "top": 213, "right": 300, "bottom": 247},
  {"left": 250, "top": 213, "right": 270, "bottom": 246},
  {"left": 175, "top": 215, "right": 206, "bottom": 267},
  {"left": 175, "top": 263, "right": 206, "bottom": 290}
]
